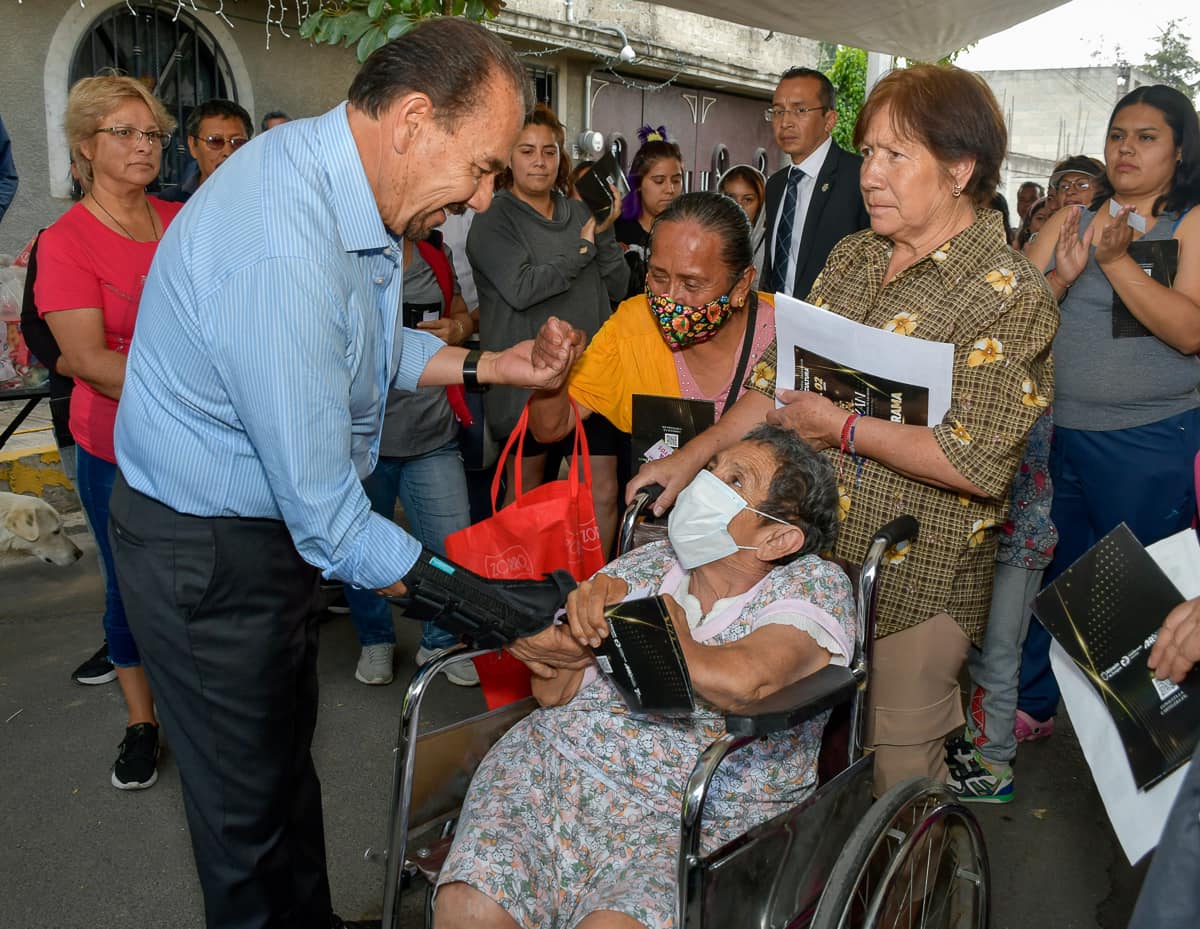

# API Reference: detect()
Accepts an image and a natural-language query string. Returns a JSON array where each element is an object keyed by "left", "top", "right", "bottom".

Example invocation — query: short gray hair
[{"left": 743, "top": 423, "right": 839, "bottom": 562}]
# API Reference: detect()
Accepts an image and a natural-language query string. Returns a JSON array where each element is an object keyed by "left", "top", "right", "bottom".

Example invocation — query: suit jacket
[{"left": 761, "top": 143, "right": 870, "bottom": 301}]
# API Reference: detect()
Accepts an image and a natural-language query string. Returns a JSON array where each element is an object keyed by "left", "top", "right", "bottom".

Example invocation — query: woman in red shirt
[{"left": 36, "top": 75, "right": 182, "bottom": 791}]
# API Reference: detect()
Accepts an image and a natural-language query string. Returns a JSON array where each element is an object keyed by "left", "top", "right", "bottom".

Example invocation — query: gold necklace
[{"left": 90, "top": 192, "right": 159, "bottom": 242}]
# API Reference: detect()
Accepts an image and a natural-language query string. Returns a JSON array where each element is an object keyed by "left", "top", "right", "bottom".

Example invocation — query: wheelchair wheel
[{"left": 811, "top": 777, "right": 988, "bottom": 929}]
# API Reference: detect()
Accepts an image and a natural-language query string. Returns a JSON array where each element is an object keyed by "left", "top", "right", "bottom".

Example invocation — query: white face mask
[{"left": 667, "top": 468, "right": 794, "bottom": 570}]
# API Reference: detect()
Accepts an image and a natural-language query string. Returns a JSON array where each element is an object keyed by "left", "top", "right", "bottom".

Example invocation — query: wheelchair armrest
[{"left": 723, "top": 664, "right": 860, "bottom": 738}]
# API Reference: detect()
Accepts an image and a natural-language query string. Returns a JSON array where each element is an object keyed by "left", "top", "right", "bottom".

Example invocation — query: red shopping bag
[{"left": 444, "top": 401, "right": 606, "bottom": 708}]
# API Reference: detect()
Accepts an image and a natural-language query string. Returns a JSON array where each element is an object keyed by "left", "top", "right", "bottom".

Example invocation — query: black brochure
[
  {"left": 1112, "top": 239, "right": 1179, "bottom": 339},
  {"left": 632, "top": 394, "right": 716, "bottom": 464},
  {"left": 793, "top": 346, "right": 930, "bottom": 425},
  {"left": 594, "top": 596, "right": 695, "bottom": 715},
  {"left": 575, "top": 150, "right": 632, "bottom": 223},
  {"left": 1032, "top": 523, "right": 1200, "bottom": 790}
]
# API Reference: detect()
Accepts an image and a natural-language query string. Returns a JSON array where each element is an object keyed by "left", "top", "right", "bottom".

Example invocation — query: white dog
[{"left": 0, "top": 491, "right": 83, "bottom": 566}]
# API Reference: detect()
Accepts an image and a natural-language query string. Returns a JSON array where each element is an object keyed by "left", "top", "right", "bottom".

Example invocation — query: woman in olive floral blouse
[{"left": 632, "top": 65, "right": 1059, "bottom": 794}]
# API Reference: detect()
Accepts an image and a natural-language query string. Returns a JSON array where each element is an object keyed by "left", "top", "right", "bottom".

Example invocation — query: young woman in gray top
[
  {"left": 1020, "top": 83, "right": 1200, "bottom": 729},
  {"left": 468, "top": 104, "right": 629, "bottom": 553}
]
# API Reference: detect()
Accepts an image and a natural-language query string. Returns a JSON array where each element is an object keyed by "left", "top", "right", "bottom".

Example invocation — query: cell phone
[
  {"left": 575, "top": 151, "right": 631, "bottom": 222},
  {"left": 403, "top": 302, "right": 442, "bottom": 330}
]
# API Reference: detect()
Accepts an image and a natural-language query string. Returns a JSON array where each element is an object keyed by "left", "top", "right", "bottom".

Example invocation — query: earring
[{"left": 951, "top": 182, "right": 963, "bottom": 199}]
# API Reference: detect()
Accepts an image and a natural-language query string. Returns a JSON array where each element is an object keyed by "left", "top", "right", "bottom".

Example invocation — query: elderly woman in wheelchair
[{"left": 434, "top": 423, "right": 853, "bottom": 929}]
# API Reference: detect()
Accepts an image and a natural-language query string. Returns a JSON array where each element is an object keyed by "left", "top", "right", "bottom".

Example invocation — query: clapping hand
[
  {"left": 1052, "top": 205, "right": 1091, "bottom": 287},
  {"left": 1093, "top": 204, "right": 1137, "bottom": 267}
]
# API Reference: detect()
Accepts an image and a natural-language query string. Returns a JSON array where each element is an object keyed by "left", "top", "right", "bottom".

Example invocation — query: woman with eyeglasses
[
  {"left": 1016, "top": 84, "right": 1200, "bottom": 743},
  {"left": 34, "top": 75, "right": 182, "bottom": 792},
  {"left": 160, "top": 97, "right": 252, "bottom": 203},
  {"left": 1045, "top": 154, "right": 1104, "bottom": 212}
]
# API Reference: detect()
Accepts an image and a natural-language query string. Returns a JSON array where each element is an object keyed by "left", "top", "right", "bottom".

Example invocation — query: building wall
[
  {"left": 978, "top": 65, "right": 1159, "bottom": 216},
  {"left": 0, "top": 0, "right": 818, "bottom": 255},
  {"left": 0, "top": 0, "right": 358, "bottom": 256}
]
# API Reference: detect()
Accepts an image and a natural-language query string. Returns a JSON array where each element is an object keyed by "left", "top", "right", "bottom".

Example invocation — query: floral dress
[{"left": 437, "top": 541, "right": 857, "bottom": 928}]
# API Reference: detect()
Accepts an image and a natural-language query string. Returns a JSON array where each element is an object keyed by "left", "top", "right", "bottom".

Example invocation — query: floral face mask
[{"left": 647, "top": 286, "right": 735, "bottom": 348}]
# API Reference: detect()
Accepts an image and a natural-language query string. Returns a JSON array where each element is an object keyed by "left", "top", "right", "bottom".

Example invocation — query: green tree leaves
[
  {"left": 826, "top": 46, "right": 866, "bottom": 154},
  {"left": 300, "top": 0, "right": 503, "bottom": 62}
]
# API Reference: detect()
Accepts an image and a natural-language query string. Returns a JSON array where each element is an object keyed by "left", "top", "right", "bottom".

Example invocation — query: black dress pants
[{"left": 109, "top": 472, "right": 330, "bottom": 929}]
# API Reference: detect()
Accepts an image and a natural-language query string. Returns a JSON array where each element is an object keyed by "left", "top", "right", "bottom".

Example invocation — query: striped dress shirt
[{"left": 115, "top": 102, "right": 443, "bottom": 590}]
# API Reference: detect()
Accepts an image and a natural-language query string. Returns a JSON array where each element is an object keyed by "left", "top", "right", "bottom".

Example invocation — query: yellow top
[{"left": 567, "top": 292, "right": 775, "bottom": 432}]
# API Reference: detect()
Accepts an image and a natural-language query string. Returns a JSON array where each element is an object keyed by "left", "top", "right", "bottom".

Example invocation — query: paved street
[{"left": 1, "top": 527, "right": 1146, "bottom": 928}]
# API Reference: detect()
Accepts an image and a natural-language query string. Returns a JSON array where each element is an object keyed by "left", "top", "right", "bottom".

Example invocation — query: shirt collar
[
  {"left": 862, "top": 208, "right": 1008, "bottom": 290},
  {"left": 314, "top": 102, "right": 392, "bottom": 254},
  {"left": 792, "top": 135, "right": 834, "bottom": 178}
]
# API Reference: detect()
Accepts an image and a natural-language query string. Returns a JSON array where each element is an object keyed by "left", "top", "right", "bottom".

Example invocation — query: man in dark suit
[{"left": 761, "top": 67, "right": 870, "bottom": 300}]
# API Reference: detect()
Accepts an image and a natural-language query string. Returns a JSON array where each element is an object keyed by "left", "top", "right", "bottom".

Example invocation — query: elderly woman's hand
[
  {"left": 564, "top": 573, "right": 630, "bottom": 648},
  {"left": 1148, "top": 598, "right": 1200, "bottom": 684},
  {"left": 767, "top": 390, "right": 845, "bottom": 451},
  {"left": 506, "top": 624, "right": 592, "bottom": 679},
  {"left": 1094, "top": 204, "right": 1137, "bottom": 267}
]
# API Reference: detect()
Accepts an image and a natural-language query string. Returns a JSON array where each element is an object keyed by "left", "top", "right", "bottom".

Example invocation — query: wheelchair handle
[
  {"left": 618, "top": 483, "right": 668, "bottom": 557},
  {"left": 635, "top": 482, "right": 666, "bottom": 505},
  {"left": 870, "top": 515, "right": 919, "bottom": 551}
]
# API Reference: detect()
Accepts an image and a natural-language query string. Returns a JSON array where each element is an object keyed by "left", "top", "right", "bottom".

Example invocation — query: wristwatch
[{"left": 462, "top": 348, "right": 487, "bottom": 393}]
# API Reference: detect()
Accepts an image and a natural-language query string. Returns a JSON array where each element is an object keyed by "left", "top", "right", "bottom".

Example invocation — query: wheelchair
[{"left": 375, "top": 488, "right": 990, "bottom": 929}]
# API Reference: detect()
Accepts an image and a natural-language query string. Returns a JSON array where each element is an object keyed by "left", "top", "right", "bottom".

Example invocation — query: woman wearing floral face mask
[{"left": 527, "top": 191, "right": 777, "bottom": 452}]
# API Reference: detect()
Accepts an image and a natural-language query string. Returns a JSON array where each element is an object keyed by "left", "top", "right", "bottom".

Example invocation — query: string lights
[{"left": 14, "top": 1, "right": 681, "bottom": 90}]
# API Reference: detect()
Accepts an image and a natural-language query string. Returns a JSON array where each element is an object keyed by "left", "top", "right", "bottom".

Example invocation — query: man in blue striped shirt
[{"left": 108, "top": 20, "right": 579, "bottom": 929}]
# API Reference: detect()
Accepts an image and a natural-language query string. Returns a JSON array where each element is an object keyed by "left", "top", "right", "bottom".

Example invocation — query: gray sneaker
[
  {"left": 416, "top": 645, "right": 480, "bottom": 687},
  {"left": 355, "top": 644, "right": 395, "bottom": 685}
]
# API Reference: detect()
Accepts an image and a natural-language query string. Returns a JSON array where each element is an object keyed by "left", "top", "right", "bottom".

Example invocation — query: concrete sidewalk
[{"left": 1, "top": 532, "right": 1145, "bottom": 928}]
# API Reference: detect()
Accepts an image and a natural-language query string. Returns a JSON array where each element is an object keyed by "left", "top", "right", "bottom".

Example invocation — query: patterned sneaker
[
  {"left": 946, "top": 743, "right": 1013, "bottom": 803},
  {"left": 945, "top": 735, "right": 975, "bottom": 768},
  {"left": 112, "top": 722, "right": 160, "bottom": 790},
  {"left": 416, "top": 646, "right": 480, "bottom": 687},
  {"left": 1014, "top": 709, "right": 1055, "bottom": 742},
  {"left": 355, "top": 644, "right": 395, "bottom": 686},
  {"left": 72, "top": 641, "right": 117, "bottom": 685}
]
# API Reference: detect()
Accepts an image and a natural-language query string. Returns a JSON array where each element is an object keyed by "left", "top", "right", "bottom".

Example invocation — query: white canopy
[{"left": 649, "top": 0, "right": 1069, "bottom": 63}]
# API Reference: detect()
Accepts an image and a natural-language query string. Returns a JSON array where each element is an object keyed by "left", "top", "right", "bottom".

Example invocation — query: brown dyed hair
[
  {"left": 499, "top": 103, "right": 572, "bottom": 193},
  {"left": 66, "top": 74, "right": 176, "bottom": 185},
  {"left": 853, "top": 64, "right": 1007, "bottom": 202}
]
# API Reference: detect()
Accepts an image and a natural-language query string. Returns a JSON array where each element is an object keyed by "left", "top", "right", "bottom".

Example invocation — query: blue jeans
[
  {"left": 76, "top": 445, "right": 139, "bottom": 666},
  {"left": 1019, "top": 410, "right": 1200, "bottom": 719},
  {"left": 345, "top": 441, "right": 471, "bottom": 650}
]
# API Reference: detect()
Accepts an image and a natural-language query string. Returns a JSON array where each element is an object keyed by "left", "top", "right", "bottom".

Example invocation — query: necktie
[{"left": 771, "top": 167, "right": 804, "bottom": 293}]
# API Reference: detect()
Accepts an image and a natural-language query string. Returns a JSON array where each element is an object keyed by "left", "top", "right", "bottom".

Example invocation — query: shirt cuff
[
  {"left": 344, "top": 512, "right": 422, "bottom": 590},
  {"left": 393, "top": 328, "right": 446, "bottom": 392}
]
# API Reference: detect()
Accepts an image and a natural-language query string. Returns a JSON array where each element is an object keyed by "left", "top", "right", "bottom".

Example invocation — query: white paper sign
[
  {"left": 772, "top": 293, "right": 954, "bottom": 423},
  {"left": 1109, "top": 197, "right": 1149, "bottom": 234},
  {"left": 1051, "top": 527, "right": 1200, "bottom": 864}
]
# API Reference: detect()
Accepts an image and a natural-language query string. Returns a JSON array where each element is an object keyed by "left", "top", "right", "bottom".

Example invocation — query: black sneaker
[
  {"left": 112, "top": 722, "right": 160, "bottom": 790},
  {"left": 72, "top": 642, "right": 117, "bottom": 685}
]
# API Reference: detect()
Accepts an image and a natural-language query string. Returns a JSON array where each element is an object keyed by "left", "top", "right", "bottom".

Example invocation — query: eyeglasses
[
  {"left": 194, "top": 134, "right": 250, "bottom": 152},
  {"left": 95, "top": 126, "right": 171, "bottom": 147},
  {"left": 764, "top": 104, "right": 830, "bottom": 123},
  {"left": 1054, "top": 179, "right": 1094, "bottom": 193}
]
